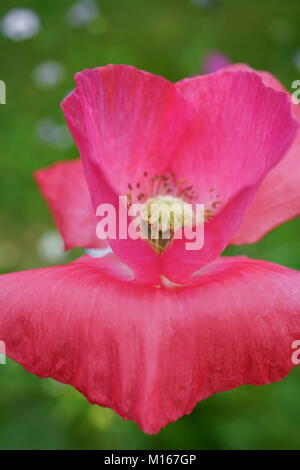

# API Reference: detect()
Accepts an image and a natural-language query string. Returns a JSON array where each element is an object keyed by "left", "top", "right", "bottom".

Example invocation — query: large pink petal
[
  {"left": 61, "top": 65, "right": 189, "bottom": 282},
  {"left": 62, "top": 65, "right": 188, "bottom": 196},
  {"left": 0, "top": 255, "right": 300, "bottom": 433},
  {"left": 162, "top": 70, "right": 298, "bottom": 283},
  {"left": 35, "top": 159, "right": 104, "bottom": 250},
  {"left": 175, "top": 70, "right": 297, "bottom": 202},
  {"left": 226, "top": 65, "right": 300, "bottom": 244}
]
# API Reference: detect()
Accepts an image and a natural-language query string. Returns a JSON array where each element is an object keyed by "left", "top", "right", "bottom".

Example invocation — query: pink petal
[
  {"left": 1, "top": 255, "right": 300, "bottom": 434},
  {"left": 226, "top": 65, "right": 300, "bottom": 244},
  {"left": 62, "top": 65, "right": 188, "bottom": 197},
  {"left": 61, "top": 65, "right": 189, "bottom": 282},
  {"left": 175, "top": 69, "right": 298, "bottom": 206},
  {"left": 162, "top": 70, "right": 298, "bottom": 283},
  {"left": 35, "top": 159, "right": 104, "bottom": 250}
]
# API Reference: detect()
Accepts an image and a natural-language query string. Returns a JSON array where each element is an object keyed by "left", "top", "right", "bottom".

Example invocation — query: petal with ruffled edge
[
  {"left": 161, "top": 70, "right": 299, "bottom": 283},
  {"left": 62, "top": 65, "right": 189, "bottom": 196},
  {"left": 35, "top": 159, "right": 104, "bottom": 250},
  {"left": 225, "top": 65, "right": 300, "bottom": 244},
  {"left": 0, "top": 254, "right": 300, "bottom": 434}
]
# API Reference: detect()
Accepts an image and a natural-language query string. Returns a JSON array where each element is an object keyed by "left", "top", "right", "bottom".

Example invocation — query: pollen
[{"left": 139, "top": 195, "right": 194, "bottom": 254}]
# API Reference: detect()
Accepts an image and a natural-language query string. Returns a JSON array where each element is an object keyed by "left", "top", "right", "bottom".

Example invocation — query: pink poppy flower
[{"left": 1, "top": 64, "right": 300, "bottom": 434}]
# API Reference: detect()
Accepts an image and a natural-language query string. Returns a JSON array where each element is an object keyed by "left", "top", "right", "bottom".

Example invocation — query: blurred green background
[{"left": 1, "top": 0, "right": 300, "bottom": 450}]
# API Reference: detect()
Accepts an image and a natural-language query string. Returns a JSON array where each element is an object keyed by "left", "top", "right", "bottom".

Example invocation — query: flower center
[
  {"left": 139, "top": 195, "right": 194, "bottom": 254},
  {"left": 125, "top": 171, "right": 223, "bottom": 254}
]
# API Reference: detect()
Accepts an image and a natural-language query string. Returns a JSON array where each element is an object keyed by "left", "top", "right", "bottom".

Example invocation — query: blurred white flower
[
  {"left": 37, "top": 118, "right": 73, "bottom": 150},
  {"left": 66, "top": 0, "right": 100, "bottom": 28},
  {"left": 34, "top": 61, "right": 65, "bottom": 89},
  {"left": 86, "top": 247, "right": 112, "bottom": 258},
  {"left": 37, "top": 230, "right": 66, "bottom": 263},
  {"left": 1, "top": 8, "right": 41, "bottom": 42}
]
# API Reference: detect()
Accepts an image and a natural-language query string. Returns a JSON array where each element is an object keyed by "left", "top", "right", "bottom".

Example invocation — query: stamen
[
  {"left": 139, "top": 195, "right": 194, "bottom": 254},
  {"left": 125, "top": 172, "right": 222, "bottom": 248}
]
